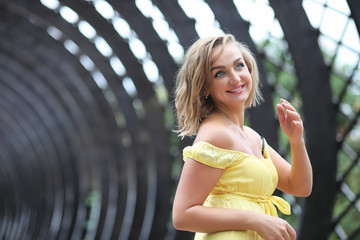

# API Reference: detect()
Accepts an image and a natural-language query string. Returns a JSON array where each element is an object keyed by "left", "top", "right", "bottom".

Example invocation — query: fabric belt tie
[
  {"left": 210, "top": 192, "right": 291, "bottom": 216},
  {"left": 268, "top": 195, "right": 291, "bottom": 215}
]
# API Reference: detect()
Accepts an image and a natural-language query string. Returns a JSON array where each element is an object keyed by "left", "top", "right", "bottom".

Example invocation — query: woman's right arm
[
  {"left": 172, "top": 157, "right": 242, "bottom": 232},
  {"left": 172, "top": 158, "right": 296, "bottom": 239}
]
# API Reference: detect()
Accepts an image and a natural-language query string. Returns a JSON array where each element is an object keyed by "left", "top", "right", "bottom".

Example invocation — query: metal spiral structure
[{"left": 0, "top": 0, "right": 359, "bottom": 239}]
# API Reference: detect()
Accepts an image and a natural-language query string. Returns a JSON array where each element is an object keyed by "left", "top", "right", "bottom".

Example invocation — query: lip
[{"left": 226, "top": 84, "right": 245, "bottom": 94}]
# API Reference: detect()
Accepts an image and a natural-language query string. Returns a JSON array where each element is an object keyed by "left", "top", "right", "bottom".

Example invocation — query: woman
[{"left": 172, "top": 34, "right": 312, "bottom": 240}]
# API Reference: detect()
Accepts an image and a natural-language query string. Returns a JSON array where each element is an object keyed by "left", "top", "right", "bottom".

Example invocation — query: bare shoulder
[
  {"left": 244, "top": 126, "right": 262, "bottom": 142},
  {"left": 194, "top": 114, "right": 233, "bottom": 150}
]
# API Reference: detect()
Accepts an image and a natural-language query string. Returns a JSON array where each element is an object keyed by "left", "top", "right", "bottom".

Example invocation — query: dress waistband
[{"left": 209, "top": 192, "right": 291, "bottom": 216}]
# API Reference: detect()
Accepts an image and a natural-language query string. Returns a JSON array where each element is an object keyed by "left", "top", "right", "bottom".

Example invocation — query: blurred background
[{"left": 0, "top": 0, "right": 359, "bottom": 239}]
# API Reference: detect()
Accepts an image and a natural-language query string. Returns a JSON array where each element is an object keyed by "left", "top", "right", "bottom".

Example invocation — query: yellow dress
[{"left": 183, "top": 138, "right": 291, "bottom": 240}]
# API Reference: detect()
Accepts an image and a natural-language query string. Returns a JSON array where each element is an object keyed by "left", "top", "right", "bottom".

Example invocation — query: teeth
[{"left": 228, "top": 85, "right": 244, "bottom": 93}]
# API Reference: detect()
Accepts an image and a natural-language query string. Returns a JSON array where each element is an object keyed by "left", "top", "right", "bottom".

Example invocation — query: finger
[
  {"left": 280, "top": 224, "right": 295, "bottom": 240},
  {"left": 277, "top": 104, "right": 285, "bottom": 122},
  {"left": 285, "top": 109, "right": 301, "bottom": 122},
  {"left": 287, "top": 225, "right": 297, "bottom": 240},
  {"left": 280, "top": 98, "right": 292, "bottom": 105},
  {"left": 282, "top": 232, "right": 291, "bottom": 240},
  {"left": 281, "top": 102, "right": 297, "bottom": 113},
  {"left": 281, "top": 99, "right": 297, "bottom": 112},
  {"left": 293, "top": 121, "right": 304, "bottom": 132},
  {"left": 281, "top": 226, "right": 293, "bottom": 240}
]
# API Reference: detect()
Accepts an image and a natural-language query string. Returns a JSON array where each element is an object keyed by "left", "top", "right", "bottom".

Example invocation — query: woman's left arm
[{"left": 270, "top": 99, "right": 313, "bottom": 197}]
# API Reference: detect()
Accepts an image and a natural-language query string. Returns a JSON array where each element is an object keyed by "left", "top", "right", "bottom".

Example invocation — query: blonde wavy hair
[{"left": 174, "top": 34, "right": 262, "bottom": 138}]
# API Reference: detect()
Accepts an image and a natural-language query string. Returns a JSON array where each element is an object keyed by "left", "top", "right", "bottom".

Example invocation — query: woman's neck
[{"left": 216, "top": 106, "right": 245, "bottom": 129}]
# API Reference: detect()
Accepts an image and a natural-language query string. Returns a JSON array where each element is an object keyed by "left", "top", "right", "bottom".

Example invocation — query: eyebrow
[{"left": 210, "top": 57, "right": 244, "bottom": 71}]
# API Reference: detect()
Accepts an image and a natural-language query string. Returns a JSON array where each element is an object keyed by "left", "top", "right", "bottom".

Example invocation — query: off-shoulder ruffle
[{"left": 183, "top": 141, "right": 249, "bottom": 169}]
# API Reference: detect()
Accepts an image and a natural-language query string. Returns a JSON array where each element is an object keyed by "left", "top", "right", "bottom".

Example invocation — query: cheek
[
  {"left": 246, "top": 72, "right": 253, "bottom": 85},
  {"left": 248, "top": 79, "right": 253, "bottom": 91},
  {"left": 210, "top": 79, "right": 225, "bottom": 90}
]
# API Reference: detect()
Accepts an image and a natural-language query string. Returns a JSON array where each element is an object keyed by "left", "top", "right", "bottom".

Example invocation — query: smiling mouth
[{"left": 227, "top": 85, "right": 245, "bottom": 93}]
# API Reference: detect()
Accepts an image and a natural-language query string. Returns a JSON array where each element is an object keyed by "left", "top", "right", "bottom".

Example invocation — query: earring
[{"left": 205, "top": 94, "right": 208, "bottom": 99}]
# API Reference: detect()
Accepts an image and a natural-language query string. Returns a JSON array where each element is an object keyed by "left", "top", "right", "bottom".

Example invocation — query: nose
[{"left": 229, "top": 69, "right": 240, "bottom": 83}]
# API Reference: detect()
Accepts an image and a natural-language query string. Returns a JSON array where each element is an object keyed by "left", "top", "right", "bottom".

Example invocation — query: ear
[
  {"left": 202, "top": 88, "right": 209, "bottom": 98},
  {"left": 203, "top": 91, "right": 210, "bottom": 99}
]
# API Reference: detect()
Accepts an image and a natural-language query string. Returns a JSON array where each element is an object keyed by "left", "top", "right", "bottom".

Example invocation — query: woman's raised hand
[{"left": 277, "top": 99, "right": 304, "bottom": 144}]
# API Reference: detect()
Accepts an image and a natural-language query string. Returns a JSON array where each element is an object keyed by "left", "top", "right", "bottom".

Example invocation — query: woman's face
[{"left": 208, "top": 43, "right": 252, "bottom": 109}]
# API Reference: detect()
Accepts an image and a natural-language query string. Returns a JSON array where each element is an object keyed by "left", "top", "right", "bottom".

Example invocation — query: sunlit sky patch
[
  {"left": 178, "top": 0, "right": 223, "bottom": 38},
  {"left": 135, "top": 0, "right": 184, "bottom": 63},
  {"left": 94, "top": 0, "right": 115, "bottom": 19},
  {"left": 78, "top": 21, "right": 97, "bottom": 40},
  {"left": 59, "top": 6, "right": 79, "bottom": 24}
]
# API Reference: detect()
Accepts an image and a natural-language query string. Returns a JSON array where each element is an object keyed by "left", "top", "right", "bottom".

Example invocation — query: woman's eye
[
  {"left": 214, "top": 71, "right": 225, "bottom": 78},
  {"left": 235, "top": 63, "right": 244, "bottom": 70}
]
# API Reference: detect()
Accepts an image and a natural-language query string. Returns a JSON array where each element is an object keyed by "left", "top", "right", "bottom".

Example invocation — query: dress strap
[{"left": 261, "top": 136, "right": 265, "bottom": 156}]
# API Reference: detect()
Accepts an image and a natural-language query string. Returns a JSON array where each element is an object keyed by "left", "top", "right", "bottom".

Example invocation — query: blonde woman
[{"left": 172, "top": 34, "right": 312, "bottom": 240}]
